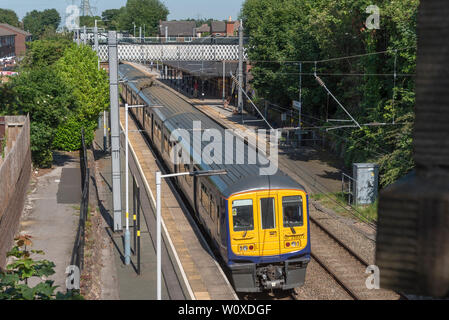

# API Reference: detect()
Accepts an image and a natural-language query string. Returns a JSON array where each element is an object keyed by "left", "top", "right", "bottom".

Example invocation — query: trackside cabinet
[{"left": 353, "top": 163, "right": 379, "bottom": 205}]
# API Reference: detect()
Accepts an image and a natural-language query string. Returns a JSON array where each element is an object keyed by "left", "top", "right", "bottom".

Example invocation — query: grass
[{"left": 311, "top": 192, "right": 378, "bottom": 223}]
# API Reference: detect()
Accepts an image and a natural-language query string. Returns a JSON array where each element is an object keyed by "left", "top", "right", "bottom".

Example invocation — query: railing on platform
[{"left": 70, "top": 129, "right": 90, "bottom": 272}]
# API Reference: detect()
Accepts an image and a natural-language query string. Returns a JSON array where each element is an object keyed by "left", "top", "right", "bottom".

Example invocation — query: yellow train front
[{"left": 222, "top": 175, "right": 310, "bottom": 292}]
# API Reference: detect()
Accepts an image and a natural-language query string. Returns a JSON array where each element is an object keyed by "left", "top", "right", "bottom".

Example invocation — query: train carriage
[{"left": 119, "top": 63, "right": 311, "bottom": 292}]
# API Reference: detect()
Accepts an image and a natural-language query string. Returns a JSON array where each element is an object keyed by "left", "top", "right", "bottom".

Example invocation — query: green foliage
[
  {"left": 79, "top": 16, "right": 105, "bottom": 28},
  {"left": 241, "top": 0, "right": 418, "bottom": 188},
  {"left": 0, "top": 236, "right": 84, "bottom": 300},
  {"left": 30, "top": 123, "right": 54, "bottom": 168},
  {"left": 0, "top": 39, "right": 108, "bottom": 167},
  {"left": 3, "top": 65, "right": 77, "bottom": 167},
  {"left": 23, "top": 9, "right": 61, "bottom": 39},
  {"left": 101, "top": 8, "right": 125, "bottom": 30},
  {"left": 53, "top": 115, "right": 95, "bottom": 151},
  {"left": 118, "top": 0, "right": 169, "bottom": 35},
  {"left": 0, "top": 8, "right": 19, "bottom": 27},
  {"left": 53, "top": 45, "right": 109, "bottom": 150},
  {"left": 22, "top": 39, "right": 73, "bottom": 69}
]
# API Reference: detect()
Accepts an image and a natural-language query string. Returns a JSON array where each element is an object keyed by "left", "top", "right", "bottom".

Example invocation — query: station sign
[{"left": 292, "top": 100, "right": 301, "bottom": 111}]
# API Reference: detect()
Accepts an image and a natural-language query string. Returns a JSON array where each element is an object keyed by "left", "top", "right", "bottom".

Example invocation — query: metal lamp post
[
  {"left": 155, "top": 169, "right": 227, "bottom": 300},
  {"left": 123, "top": 103, "right": 163, "bottom": 265},
  {"left": 124, "top": 103, "right": 145, "bottom": 265}
]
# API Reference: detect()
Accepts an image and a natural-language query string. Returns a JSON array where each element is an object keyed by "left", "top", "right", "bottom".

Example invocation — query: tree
[
  {"left": 240, "top": 0, "right": 418, "bottom": 188},
  {"left": 0, "top": 8, "right": 19, "bottom": 27},
  {"left": 118, "top": 0, "right": 169, "bottom": 35},
  {"left": 4, "top": 64, "right": 77, "bottom": 167},
  {"left": 53, "top": 44, "right": 109, "bottom": 150},
  {"left": 23, "top": 9, "right": 61, "bottom": 39},
  {"left": 0, "top": 39, "right": 109, "bottom": 167},
  {"left": 21, "top": 39, "right": 73, "bottom": 69},
  {"left": 101, "top": 8, "right": 125, "bottom": 30},
  {"left": 79, "top": 15, "right": 104, "bottom": 28}
]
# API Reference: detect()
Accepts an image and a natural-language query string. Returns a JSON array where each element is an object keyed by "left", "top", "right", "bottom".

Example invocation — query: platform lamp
[
  {"left": 123, "top": 103, "right": 163, "bottom": 266},
  {"left": 155, "top": 169, "right": 227, "bottom": 300}
]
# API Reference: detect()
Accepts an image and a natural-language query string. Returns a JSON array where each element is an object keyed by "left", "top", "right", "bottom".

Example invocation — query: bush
[
  {"left": 53, "top": 115, "right": 95, "bottom": 151},
  {"left": 30, "top": 123, "right": 54, "bottom": 168}
]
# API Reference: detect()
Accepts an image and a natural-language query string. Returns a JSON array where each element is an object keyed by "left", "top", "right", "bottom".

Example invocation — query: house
[
  {"left": 211, "top": 21, "right": 226, "bottom": 37},
  {"left": 0, "top": 28, "right": 15, "bottom": 59},
  {"left": 159, "top": 21, "right": 196, "bottom": 42},
  {"left": 211, "top": 17, "right": 240, "bottom": 37},
  {"left": 195, "top": 24, "right": 210, "bottom": 38},
  {"left": 225, "top": 18, "right": 240, "bottom": 37},
  {"left": 0, "top": 24, "right": 32, "bottom": 57}
]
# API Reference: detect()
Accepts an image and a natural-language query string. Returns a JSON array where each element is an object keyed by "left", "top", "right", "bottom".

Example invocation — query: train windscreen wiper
[{"left": 287, "top": 221, "right": 296, "bottom": 234}]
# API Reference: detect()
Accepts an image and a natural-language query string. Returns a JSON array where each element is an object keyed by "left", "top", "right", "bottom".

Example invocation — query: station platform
[{"left": 118, "top": 107, "right": 238, "bottom": 300}]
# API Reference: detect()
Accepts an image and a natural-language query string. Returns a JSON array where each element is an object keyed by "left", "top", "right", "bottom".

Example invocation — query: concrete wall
[{"left": 0, "top": 115, "right": 31, "bottom": 268}]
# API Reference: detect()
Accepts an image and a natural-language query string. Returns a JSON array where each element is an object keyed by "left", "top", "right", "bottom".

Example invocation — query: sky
[{"left": 0, "top": 0, "right": 244, "bottom": 22}]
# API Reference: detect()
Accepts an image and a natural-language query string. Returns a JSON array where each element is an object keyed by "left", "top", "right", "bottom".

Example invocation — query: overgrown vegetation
[
  {"left": 23, "top": 9, "right": 61, "bottom": 40},
  {"left": 0, "top": 236, "right": 83, "bottom": 300},
  {"left": 311, "top": 192, "right": 378, "bottom": 222},
  {"left": 0, "top": 35, "right": 109, "bottom": 167},
  {"left": 241, "top": 0, "right": 418, "bottom": 188}
]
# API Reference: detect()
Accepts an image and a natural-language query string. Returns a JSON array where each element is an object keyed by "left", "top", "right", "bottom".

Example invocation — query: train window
[
  {"left": 282, "top": 196, "right": 304, "bottom": 228},
  {"left": 164, "top": 135, "right": 169, "bottom": 153},
  {"left": 201, "top": 184, "right": 210, "bottom": 214},
  {"left": 232, "top": 199, "right": 254, "bottom": 232},
  {"left": 210, "top": 195, "right": 216, "bottom": 221},
  {"left": 260, "top": 198, "right": 276, "bottom": 230}
]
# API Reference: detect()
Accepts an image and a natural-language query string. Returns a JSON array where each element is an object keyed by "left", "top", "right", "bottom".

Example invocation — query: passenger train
[{"left": 118, "top": 63, "right": 311, "bottom": 292}]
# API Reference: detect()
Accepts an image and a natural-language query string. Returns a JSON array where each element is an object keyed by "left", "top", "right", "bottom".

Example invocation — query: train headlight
[{"left": 291, "top": 242, "right": 297, "bottom": 247}]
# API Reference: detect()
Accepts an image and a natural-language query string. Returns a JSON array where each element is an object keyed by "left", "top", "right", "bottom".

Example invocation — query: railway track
[{"left": 309, "top": 216, "right": 399, "bottom": 300}]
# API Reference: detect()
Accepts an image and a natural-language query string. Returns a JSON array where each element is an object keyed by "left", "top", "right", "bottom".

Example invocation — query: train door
[
  {"left": 228, "top": 193, "right": 260, "bottom": 257},
  {"left": 256, "top": 191, "right": 281, "bottom": 257},
  {"left": 278, "top": 191, "right": 308, "bottom": 254}
]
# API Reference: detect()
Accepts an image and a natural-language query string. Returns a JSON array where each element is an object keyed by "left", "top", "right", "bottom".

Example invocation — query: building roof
[
  {"left": 0, "top": 28, "right": 15, "bottom": 37},
  {"left": 163, "top": 60, "right": 239, "bottom": 78},
  {"left": 159, "top": 21, "right": 196, "bottom": 37},
  {"left": 195, "top": 23, "right": 210, "bottom": 33},
  {"left": 211, "top": 21, "right": 226, "bottom": 33},
  {"left": 0, "top": 24, "right": 32, "bottom": 36}
]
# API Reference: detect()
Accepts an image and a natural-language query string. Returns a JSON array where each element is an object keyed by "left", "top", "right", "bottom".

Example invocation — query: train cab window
[
  {"left": 232, "top": 199, "right": 254, "bottom": 232},
  {"left": 282, "top": 196, "right": 304, "bottom": 228},
  {"left": 260, "top": 198, "right": 276, "bottom": 230}
]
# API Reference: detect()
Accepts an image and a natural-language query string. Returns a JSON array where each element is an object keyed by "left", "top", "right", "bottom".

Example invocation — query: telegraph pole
[
  {"left": 238, "top": 20, "right": 244, "bottom": 114},
  {"left": 83, "top": 25, "right": 87, "bottom": 45},
  {"left": 108, "top": 31, "right": 122, "bottom": 231}
]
